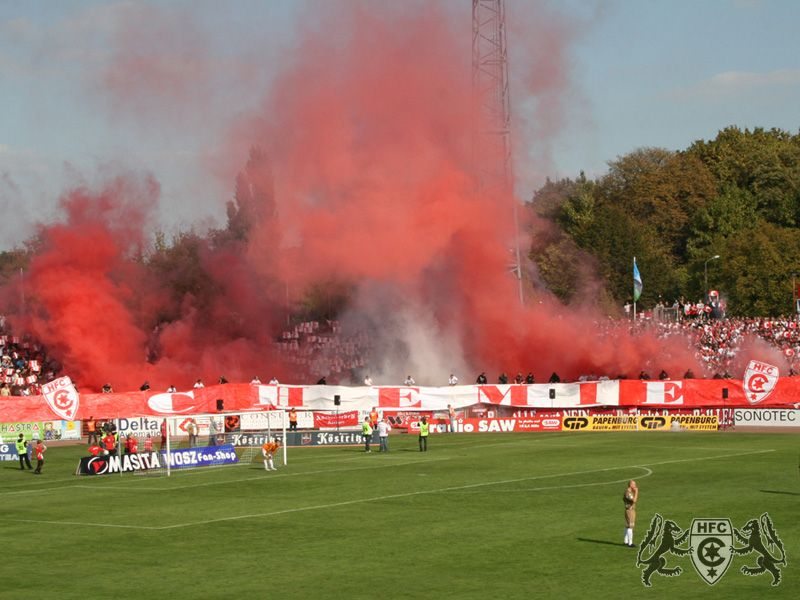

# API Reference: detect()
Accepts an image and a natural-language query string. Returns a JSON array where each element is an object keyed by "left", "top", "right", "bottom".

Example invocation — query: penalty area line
[{"left": 0, "top": 449, "right": 773, "bottom": 530}]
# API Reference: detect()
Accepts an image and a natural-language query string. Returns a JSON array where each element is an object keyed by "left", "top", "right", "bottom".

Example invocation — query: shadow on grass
[
  {"left": 759, "top": 489, "right": 800, "bottom": 496},
  {"left": 577, "top": 538, "right": 631, "bottom": 547}
]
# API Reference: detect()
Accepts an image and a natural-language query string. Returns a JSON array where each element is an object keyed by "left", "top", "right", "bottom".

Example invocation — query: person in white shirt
[
  {"left": 167, "top": 384, "right": 177, "bottom": 392},
  {"left": 187, "top": 419, "right": 198, "bottom": 448},
  {"left": 448, "top": 373, "right": 458, "bottom": 386},
  {"left": 251, "top": 376, "right": 261, "bottom": 384},
  {"left": 404, "top": 375, "right": 416, "bottom": 385},
  {"left": 269, "top": 377, "right": 279, "bottom": 384},
  {"left": 364, "top": 375, "right": 373, "bottom": 386},
  {"left": 377, "top": 419, "right": 392, "bottom": 452},
  {"left": 193, "top": 379, "right": 204, "bottom": 388}
]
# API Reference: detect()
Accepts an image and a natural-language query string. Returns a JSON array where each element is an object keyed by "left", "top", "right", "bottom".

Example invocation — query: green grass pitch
[{"left": 1, "top": 431, "right": 797, "bottom": 599}]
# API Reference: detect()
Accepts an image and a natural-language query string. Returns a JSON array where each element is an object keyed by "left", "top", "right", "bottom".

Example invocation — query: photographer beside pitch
[{"left": 623, "top": 480, "right": 638, "bottom": 547}]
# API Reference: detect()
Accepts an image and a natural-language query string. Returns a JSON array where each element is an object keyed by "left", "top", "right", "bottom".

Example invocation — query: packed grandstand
[{"left": 2, "top": 310, "right": 800, "bottom": 395}]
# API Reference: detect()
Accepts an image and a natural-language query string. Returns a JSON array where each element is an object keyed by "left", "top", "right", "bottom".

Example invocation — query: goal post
[
  {"left": 161, "top": 410, "right": 287, "bottom": 474},
  {"left": 233, "top": 410, "right": 288, "bottom": 467},
  {"left": 77, "top": 411, "right": 288, "bottom": 477}
]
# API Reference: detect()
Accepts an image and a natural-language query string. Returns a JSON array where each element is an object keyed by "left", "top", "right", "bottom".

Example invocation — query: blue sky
[{"left": 1, "top": 0, "right": 798, "bottom": 249}]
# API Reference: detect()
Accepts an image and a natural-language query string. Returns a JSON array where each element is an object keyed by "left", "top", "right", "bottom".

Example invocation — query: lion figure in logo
[
  {"left": 636, "top": 514, "right": 692, "bottom": 587},
  {"left": 732, "top": 513, "right": 786, "bottom": 586}
]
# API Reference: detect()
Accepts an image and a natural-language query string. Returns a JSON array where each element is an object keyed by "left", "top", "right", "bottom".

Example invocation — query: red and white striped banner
[{"left": 1, "top": 377, "right": 800, "bottom": 422}]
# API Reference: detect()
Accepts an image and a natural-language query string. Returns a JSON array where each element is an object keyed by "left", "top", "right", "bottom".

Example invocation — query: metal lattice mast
[{"left": 472, "top": 0, "right": 523, "bottom": 303}]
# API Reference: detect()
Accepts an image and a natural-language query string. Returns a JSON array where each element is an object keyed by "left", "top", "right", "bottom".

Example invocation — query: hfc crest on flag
[
  {"left": 41, "top": 375, "right": 80, "bottom": 421},
  {"left": 689, "top": 519, "right": 734, "bottom": 585},
  {"left": 743, "top": 360, "right": 779, "bottom": 405}
]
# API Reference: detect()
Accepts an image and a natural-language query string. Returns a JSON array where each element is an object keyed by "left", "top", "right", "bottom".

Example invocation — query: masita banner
[
  {"left": 78, "top": 451, "right": 164, "bottom": 475},
  {"left": 3, "top": 378, "right": 800, "bottom": 422}
]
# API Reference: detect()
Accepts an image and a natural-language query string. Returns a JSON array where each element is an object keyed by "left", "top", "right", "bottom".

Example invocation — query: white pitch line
[
  {"left": 0, "top": 448, "right": 773, "bottom": 530},
  {"left": 0, "top": 457, "right": 452, "bottom": 494},
  {"left": 439, "top": 466, "right": 654, "bottom": 493}
]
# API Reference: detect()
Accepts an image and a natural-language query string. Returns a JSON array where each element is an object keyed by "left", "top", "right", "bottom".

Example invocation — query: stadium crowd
[
  {"left": 0, "top": 315, "right": 58, "bottom": 397},
  {"left": 1, "top": 311, "right": 800, "bottom": 395}
]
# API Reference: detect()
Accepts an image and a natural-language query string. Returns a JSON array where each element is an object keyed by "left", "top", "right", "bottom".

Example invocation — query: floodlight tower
[{"left": 472, "top": 0, "right": 522, "bottom": 303}]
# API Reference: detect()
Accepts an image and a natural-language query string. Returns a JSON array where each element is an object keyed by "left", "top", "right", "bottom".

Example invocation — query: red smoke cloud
[{"left": 3, "top": 1, "right": 702, "bottom": 391}]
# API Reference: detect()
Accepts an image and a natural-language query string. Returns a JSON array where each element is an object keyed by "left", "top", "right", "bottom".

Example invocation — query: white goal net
[
  {"left": 78, "top": 411, "right": 288, "bottom": 477},
  {"left": 160, "top": 411, "right": 287, "bottom": 475}
]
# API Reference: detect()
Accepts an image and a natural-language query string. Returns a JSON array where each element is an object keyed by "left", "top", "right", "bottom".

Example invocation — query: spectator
[
  {"left": 102, "top": 383, "right": 113, "bottom": 393},
  {"left": 193, "top": 379, "right": 204, "bottom": 389},
  {"left": 448, "top": 373, "right": 458, "bottom": 386},
  {"left": 498, "top": 373, "right": 508, "bottom": 384},
  {"left": 476, "top": 372, "right": 488, "bottom": 384},
  {"left": 525, "top": 372, "right": 535, "bottom": 384}
]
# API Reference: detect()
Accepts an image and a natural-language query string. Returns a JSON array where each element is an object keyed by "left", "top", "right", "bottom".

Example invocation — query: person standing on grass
[
  {"left": 369, "top": 407, "right": 380, "bottom": 431},
  {"left": 447, "top": 404, "right": 457, "bottom": 433},
  {"left": 33, "top": 440, "right": 46, "bottom": 474},
  {"left": 125, "top": 434, "right": 138, "bottom": 454},
  {"left": 377, "top": 419, "right": 391, "bottom": 453},
  {"left": 361, "top": 417, "right": 373, "bottom": 452},
  {"left": 102, "top": 430, "right": 117, "bottom": 456},
  {"left": 86, "top": 416, "right": 98, "bottom": 445},
  {"left": 418, "top": 416, "right": 429, "bottom": 452},
  {"left": 208, "top": 418, "right": 219, "bottom": 446},
  {"left": 262, "top": 440, "right": 281, "bottom": 471},
  {"left": 16, "top": 434, "right": 31, "bottom": 470},
  {"left": 623, "top": 480, "right": 638, "bottom": 547},
  {"left": 187, "top": 418, "right": 198, "bottom": 448}
]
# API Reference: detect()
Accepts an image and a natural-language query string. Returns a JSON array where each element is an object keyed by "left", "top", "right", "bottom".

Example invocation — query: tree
[
  {"left": 688, "top": 127, "right": 800, "bottom": 226},
  {"left": 715, "top": 223, "right": 800, "bottom": 316},
  {"left": 211, "top": 146, "right": 278, "bottom": 247}
]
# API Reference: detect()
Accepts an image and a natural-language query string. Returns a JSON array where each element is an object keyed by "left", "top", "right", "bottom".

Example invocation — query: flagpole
[{"left": 633, "top": 256, "right": 637, "bottom": 321}]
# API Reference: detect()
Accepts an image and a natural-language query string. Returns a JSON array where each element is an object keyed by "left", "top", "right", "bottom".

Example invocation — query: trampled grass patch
[{"left": 1, "top": 431, "right": 797, "bottom": 599}]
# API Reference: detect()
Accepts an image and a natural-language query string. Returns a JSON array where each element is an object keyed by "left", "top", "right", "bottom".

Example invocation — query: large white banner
[{"left": 257, "top": 382, "right": 622, "bottom": 411}]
